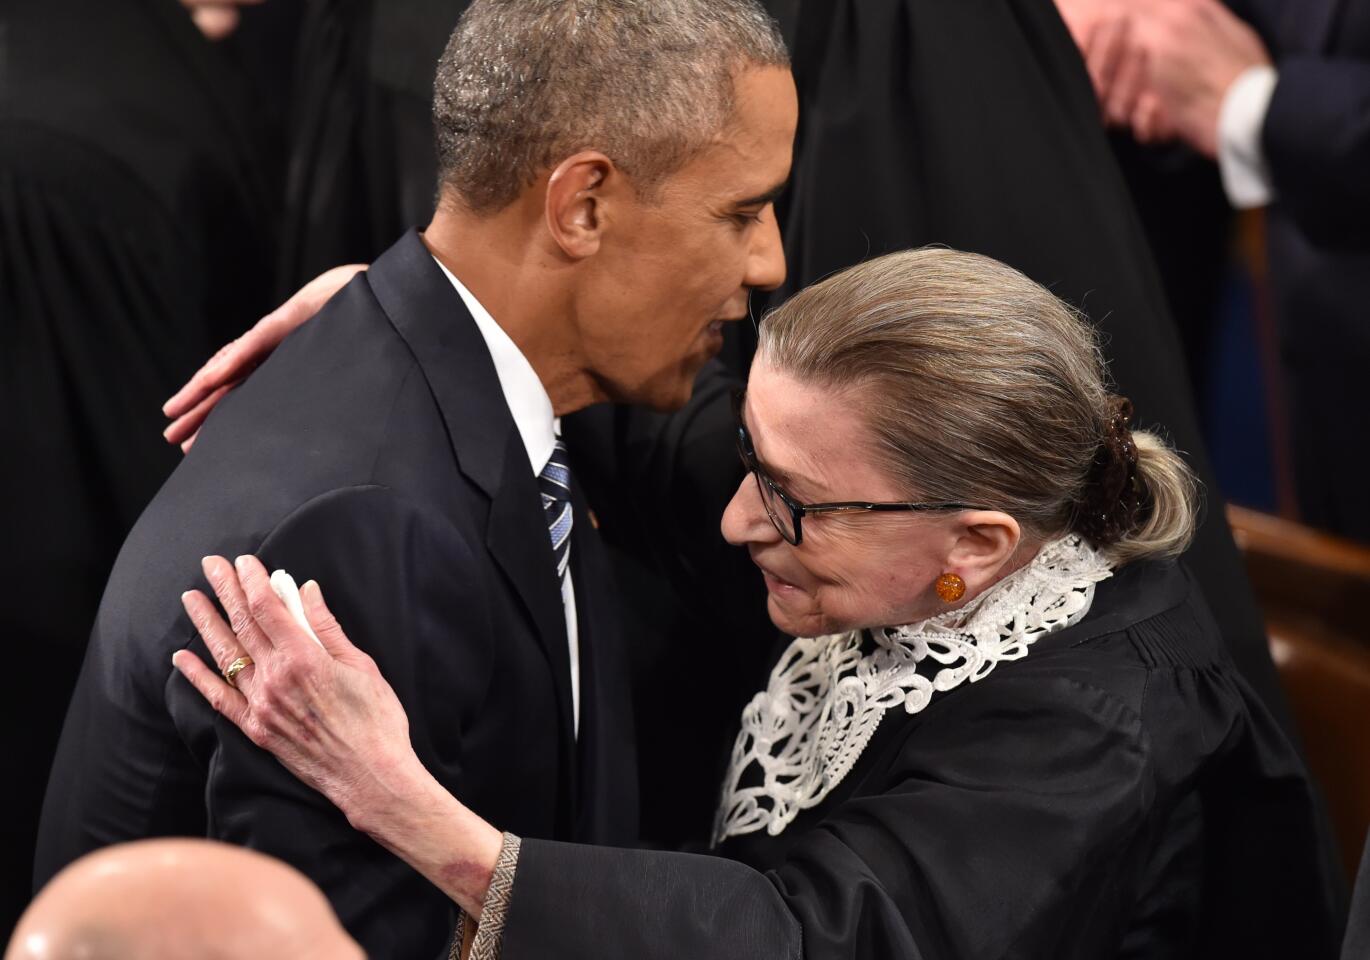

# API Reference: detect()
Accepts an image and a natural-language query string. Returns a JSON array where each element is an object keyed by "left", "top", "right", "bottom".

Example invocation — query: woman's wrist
[{"left": 346, "top": 760, "right": 503, "bottom": 917}]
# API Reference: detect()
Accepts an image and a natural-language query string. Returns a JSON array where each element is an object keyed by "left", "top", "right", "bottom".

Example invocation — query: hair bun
[{"left": 1072, "top": 396, "right": 1145, "bottom": 545}]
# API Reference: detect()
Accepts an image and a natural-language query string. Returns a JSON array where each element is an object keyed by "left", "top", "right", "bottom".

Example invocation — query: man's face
[{"left": 574, "top": 65, "right": 797, "bottom": 411}]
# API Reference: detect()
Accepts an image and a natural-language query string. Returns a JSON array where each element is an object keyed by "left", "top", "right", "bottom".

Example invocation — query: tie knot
[{"left": 540, "top": 440, "right": 571, "bottom": 492}]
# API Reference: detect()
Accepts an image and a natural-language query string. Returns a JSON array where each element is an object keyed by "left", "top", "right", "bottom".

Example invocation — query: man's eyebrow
[{"left": 733, "top": 181, "right": 789, "bottom": 209}]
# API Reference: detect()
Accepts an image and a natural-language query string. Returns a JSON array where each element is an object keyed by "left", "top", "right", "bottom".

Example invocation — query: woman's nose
[{"left": 721, "top": 474, "right": 781, "bottom": 546}]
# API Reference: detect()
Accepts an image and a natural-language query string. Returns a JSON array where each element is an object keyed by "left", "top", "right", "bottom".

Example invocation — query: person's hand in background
[
  {"left": 1125, "top": 0, "right": 1272, "bottom": 157},
  {"left": 179, "top": 0, "right": 268, "bottom": 41},
  {"left": 1054, "top": 0, "right": 1174, "bottom": 140}
]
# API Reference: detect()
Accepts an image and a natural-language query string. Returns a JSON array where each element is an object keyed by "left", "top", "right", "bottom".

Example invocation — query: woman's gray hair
[
  {"left": 757, "top": 248, "right": 1199, "bottom": 563},
  {"left": 433, "top": 0, "right": 789, "bottom": 214}
]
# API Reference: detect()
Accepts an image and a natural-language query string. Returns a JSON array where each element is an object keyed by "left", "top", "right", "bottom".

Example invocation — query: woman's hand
[
  {"left": 174, "top": 555, "right": 420, "bottom": 827},
  {"left": 162, "top": 264, "right": 368, "bottom": 452},
  {"left": 173, "top": 555, "right": 502, "bottom": 916}
]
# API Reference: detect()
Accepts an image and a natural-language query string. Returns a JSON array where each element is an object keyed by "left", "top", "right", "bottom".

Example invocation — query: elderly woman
[{"left": 174, "top": 250, "right": 1335, "bottom": 958}]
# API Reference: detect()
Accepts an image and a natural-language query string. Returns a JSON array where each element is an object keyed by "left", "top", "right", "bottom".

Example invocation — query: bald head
[{"left": 7, "top": 840, "right": 364, "bottom": 960}]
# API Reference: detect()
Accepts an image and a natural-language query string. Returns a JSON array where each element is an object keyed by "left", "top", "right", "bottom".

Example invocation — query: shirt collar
[{"left": 432, "top": 256, "right": 559, "bottom": 476}]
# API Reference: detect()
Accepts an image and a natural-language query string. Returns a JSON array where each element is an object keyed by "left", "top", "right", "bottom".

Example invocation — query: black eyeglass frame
[{"left": 731, "top": 390, "right": 989, "bottom": 546}]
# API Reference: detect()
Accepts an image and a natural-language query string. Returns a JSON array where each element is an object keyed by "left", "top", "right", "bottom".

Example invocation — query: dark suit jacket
[
  {"left": 35, "top": 230, "right": 638, "bottom": 958},
  {"left": 1245, "top": 0, "right": 1370, "bottom": 247}
]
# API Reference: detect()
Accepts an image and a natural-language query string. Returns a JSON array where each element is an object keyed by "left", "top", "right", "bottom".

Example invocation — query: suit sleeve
[
  {"left": 498, "top": 675, "right": 1154, "bottom": 960},
  {"left": 1263, "top": 56, "right": 1370, "bottom": 247},
  {"left": 168, "top": 485, "right": 494, "bottom": 960}
]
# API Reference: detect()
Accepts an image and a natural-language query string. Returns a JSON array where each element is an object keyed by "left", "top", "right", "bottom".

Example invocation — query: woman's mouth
[{"left": 754, "top": 558, "right": 802, "bottom": 595}]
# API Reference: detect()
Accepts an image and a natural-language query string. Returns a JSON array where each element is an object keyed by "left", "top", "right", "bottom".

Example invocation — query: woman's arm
[
  {"left": 174, "top": 555, "right": 501, "bottom": 917},
  {"left": 177, "top": 557, "right": 1169, "bottom": 959}
]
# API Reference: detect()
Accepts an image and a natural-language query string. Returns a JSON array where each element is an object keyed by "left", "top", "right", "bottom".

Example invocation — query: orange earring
[{"left": 935, "top": 572, "right": 966, "bottom": 603}]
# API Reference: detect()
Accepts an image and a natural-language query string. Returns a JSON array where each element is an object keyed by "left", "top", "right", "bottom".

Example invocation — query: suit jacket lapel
[
  {"left": 567, "top": 483, "right": 632, "bottom": 841},
  {"left": 368, "top": 230, "right": 578, "bottom": 760},
  {"left": 486, "top": 434, "right": 577, "bottom": 750}
]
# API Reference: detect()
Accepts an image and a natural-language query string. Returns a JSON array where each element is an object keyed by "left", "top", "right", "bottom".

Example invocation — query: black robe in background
[
  {"left": 0, "top": 0, "right": 277, "bottom": 930},
  {"left": 276, "top": 0, "right": 461, "bottom": 293}
]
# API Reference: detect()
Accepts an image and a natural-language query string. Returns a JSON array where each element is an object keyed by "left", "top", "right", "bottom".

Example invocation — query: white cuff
[{"left": 1217, "top": 65, "right": 1279, "bottom": 209}]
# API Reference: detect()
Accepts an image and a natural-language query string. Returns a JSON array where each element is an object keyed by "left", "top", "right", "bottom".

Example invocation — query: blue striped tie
[{"left": 539, "top": 440, "right": 573, "bottom": 582}]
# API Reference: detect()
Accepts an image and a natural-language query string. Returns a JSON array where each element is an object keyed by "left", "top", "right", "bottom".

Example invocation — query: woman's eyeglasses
[{"left": 731, "top": 390, "right": 987, "bottom": 546}]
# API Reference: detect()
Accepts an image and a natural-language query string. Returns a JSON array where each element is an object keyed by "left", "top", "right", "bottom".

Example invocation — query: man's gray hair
[{"left": 433, "top": 0, "right": 789, "bottom": 214}]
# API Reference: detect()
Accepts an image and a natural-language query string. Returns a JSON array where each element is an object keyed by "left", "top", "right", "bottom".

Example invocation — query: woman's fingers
[
  {"left": 233, "top": 555, "right": 323, "bottom": 655},
  {"left": 163, "top": 338, "right": 245, "bottom": 420},
  {"left": 171, "top": 649, "right": 252, "bottom": 730},
  {"left": 201, "top": 556, "right": 274, "bottom": 659},
  {"left": 162, "top": 264, "right": 367, "bottom": 447},
  {"left": 161, "top": 321, "right": 273, "bottom": 428},
  {"left": 181, "top": 589, "right": 255, "bottom": 691},
  {"left": 301, "top": 579, "right": 363, "bottom": 661},
  {"left": 291, "top": 264, "right": 369, "bottom": 315},
  {"left": 163, "top": 381, "right": 237, "bottom": 447}
]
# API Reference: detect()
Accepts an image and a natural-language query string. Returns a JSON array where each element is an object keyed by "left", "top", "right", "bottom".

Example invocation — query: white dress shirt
[
  {"left": 433, "top": 256, "right": 581, "bottom": 737},
  {"left": 1217, "top": 64, "right": 1280, "bottom": 209}
]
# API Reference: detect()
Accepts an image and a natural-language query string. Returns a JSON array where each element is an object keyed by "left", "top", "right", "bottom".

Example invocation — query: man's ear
[
  {"left": 945, "top": 511, "right": 1022, "bottom": 593},
  {"left": 545, "top": 151, "right": 616, "bottom": 260}
]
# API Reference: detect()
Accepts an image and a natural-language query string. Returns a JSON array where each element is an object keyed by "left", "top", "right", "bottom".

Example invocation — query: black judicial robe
[
  {"left": 498, "top": 559, "right": 1341, "bottom": 959},
  {"left": 276, "top": 0, "right": 466, "bottom": 292},
  {"left": 0, "top": 0, "right": 276, "bottom": 930}
]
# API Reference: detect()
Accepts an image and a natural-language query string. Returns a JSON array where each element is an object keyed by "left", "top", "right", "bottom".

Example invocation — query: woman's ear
[
  {"left": 945, "top": 511, "right": 1022, "bottom": 591},
  {"left": 544, "top": 151, "right": 615, "bottom": 260}
]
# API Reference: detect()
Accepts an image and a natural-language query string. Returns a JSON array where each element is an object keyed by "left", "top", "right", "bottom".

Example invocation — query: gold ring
[{"left": 223, "top": 655, "right": 254, "bottom": 687}]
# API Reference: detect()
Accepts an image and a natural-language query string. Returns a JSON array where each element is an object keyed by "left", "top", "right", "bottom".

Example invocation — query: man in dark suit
[{"left": 33, "top": 2, "right": 795, "bottom": 955}]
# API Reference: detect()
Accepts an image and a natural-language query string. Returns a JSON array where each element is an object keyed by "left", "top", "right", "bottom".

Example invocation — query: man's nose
[{"left": 744, "top": 206, "right": 786, "bottom": 293}]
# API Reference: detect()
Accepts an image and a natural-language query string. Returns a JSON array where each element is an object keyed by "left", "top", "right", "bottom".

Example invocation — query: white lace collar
[{"left": 712, "top": 534, "right": 1115, "bottom": 846}]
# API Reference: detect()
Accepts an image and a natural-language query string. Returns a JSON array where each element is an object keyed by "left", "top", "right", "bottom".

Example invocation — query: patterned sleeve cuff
[{"left": 449, "top": 832, "right": 523, "bottom": 960}]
